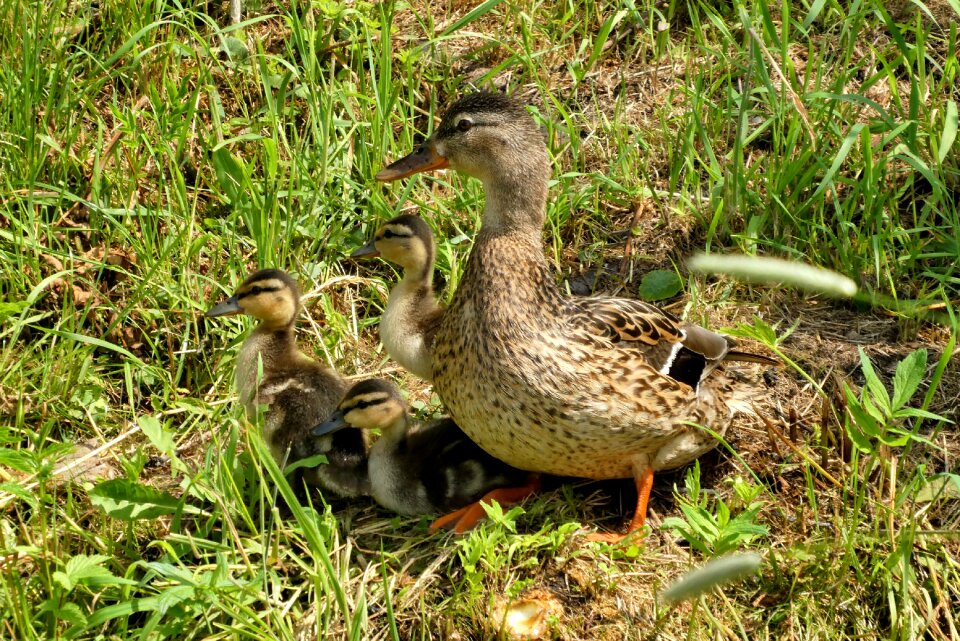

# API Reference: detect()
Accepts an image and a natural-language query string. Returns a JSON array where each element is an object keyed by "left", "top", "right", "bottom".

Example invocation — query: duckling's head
[
  {"left": 313, "top": 378, "right": 407, "bottom": 436},
  {"left": 351, "top": 214, "right": 435, "bottom": 276},
  {"left": 377, "top": 92, "right": 550, "bottom": 230},
  {"left": 206, "top": 269, "right": 300, "bottom": 331}
]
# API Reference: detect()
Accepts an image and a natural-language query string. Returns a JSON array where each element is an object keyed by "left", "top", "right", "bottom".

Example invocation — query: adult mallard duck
[
  {"left": 313, "top": 378, "right": 536, "bottom": 532},
  {"left": 351, "top": 214, "right": 443, "bottom": 381},
  {"left": 206, "top": 269, "right": 370, "bottom": 498},
  {"left": 376, "top": 92, "right": 775, "bottom": 542}
]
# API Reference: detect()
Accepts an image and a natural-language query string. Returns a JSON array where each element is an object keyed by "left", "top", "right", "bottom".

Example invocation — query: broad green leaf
[
  {"left": 55, "top": 601, "right": 87, "bottom": 628},
  {"left": 220, "top": 36, "right": 249, "bottom": 61},
  {"left": 211, "top": 147, "right": 247, "bottom": 205},
  {"left": 892, "top": 349, "right": 927, "bottom": 409},
  {"left": 53, "top": 570, "right": 74, "bottom": 592},
  {"left": 156, "top": 584, "right": 196, "bottom": 615},
  {"left": 895, "top": 407, "right": 950, "bottom": 422},
  {"left": 877, "top": 431, "right": 910, "bottom": 447},
  {"left": 915, "top": 474, "right": 960, "bottom": 502},
  {"left": 0, "top": 481, "right": 39, "bottom": 508},
  {"left": 844, "top": 384, "right": 879, "bottom": 435},
  {"left": 726, "top": 317, "right": 783, "bottom": 347},
  {"left": 638, "top": 269, "right": 683, "bottom": 302},
  {"left": 139, "top": 416, "right": 175, "bottom": 458},
  {"left": 716, "top": 500, "right": 731, "bottom": 526},
  {"left": 858, "top": 348, "right": 891, "bottom": 414},
  {"left": 88, "top": 479, "right": 181, "bottom": 521},
  {"left": 65, "top": 554, "right": 112, "bottom": 582},
  {"left": 59, "top": 554, "right": 136, "bottom": 588},
  {"left": 725, "top": 520, "right": 768, "bottom": 537},
  {"left": 661, "top": 518, "right": 711, "bottom": 555},
  {"left": 862, "top": 391, "right": 886, "bottom": 423},
  {"left": 843, "top": 386, "right": 878, "bottom": 452},
  {"left": 679, "top": 504, "right": 719, "bottom": 538},
  {"left": 51, "top": 554, "right": 128, "bottom": 594},
  {"left": 0, "top": 449, "right": 35, "bottom": 473},
  {"left": 144, "top": 561, "right": 197, "bottom": 583},
  {"left": 0, "top": 300, "right": 29, "bottom": 323}
]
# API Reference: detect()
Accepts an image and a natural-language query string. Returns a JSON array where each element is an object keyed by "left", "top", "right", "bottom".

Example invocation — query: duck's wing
[{"left": 568, "top": 297, "right": 774, "bottom": 390}]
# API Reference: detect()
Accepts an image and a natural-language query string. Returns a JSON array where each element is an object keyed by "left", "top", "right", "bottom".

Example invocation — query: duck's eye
[
  {"left": 456, "top": 118, "right": 473, "bottom": 132},
  {"left": 248, "top": 286, "right": 262, "bottom": 295}
]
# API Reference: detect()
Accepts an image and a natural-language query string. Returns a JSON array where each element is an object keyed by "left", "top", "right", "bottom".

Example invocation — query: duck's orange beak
[{"left": 376, "top": 141, "right": 449, "bottom": 181}]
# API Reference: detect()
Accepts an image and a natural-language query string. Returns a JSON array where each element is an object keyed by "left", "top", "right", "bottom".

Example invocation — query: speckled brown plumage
[{"left": 377, "top": 92, "right": 775, "bottom": 538}]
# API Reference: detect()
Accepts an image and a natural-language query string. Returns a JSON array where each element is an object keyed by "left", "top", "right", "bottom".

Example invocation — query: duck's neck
[
  {"left": 478, "top": 164, "right": 549, "bottom": 236},
  {"left": 467, "top": 167, "right": 558, "bottom": 296}
]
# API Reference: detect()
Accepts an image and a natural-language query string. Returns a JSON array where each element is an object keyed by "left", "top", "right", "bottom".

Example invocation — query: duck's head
[
  {"left": 206, "top": 269, "right": 300, "bottom": 331},
  {"left": 351, "top": 214, "right": 435, "bottom": 276},
  {"left": 313, "top": 378, "right": 407, "bottom": 436},
  {"left": 377, "top": 92, "right": 550, "bottom": 230}
]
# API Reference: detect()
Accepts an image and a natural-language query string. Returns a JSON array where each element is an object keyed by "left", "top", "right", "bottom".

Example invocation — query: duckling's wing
[
  {"left": 414, "top": 419, "right": 526, "bottom": 512},
  {"left": 258, "top": 369, "right": 345, "bottom": 457},
  {"left": 417, "top": 304, "right": 446, "bottom": 347},
  {"left": 264, "top": 371, "right": 371, "bottom": 497}
]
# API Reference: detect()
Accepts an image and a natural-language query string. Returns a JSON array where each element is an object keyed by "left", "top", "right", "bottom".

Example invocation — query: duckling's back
[
  {"left": 399, "top": 418, "right": 529, "bottom": 513},
  {"left": 236, "top": 330, "right": 369, "bottom": 498}
]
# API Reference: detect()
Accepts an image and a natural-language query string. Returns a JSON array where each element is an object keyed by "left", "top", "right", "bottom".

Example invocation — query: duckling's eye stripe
[
  {"left": 382, "top": 229, "right": 412, "bottom": 239},
  {"left": 238, "top": 286, "right": 281, "bottom": 299},
  {"left": 349, "top": 399, "right": 377, "bottom": 410}
]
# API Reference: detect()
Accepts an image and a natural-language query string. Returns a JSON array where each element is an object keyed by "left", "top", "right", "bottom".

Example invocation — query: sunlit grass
[{"left": 0, "top": 0, "right": 957, "bottom": 638}]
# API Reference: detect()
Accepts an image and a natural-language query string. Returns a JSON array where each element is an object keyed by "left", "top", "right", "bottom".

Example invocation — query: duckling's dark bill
[
  {"left": 376, "top": 144, "right": 449, "bottom": 181},
  {"left": 350, "top": 241, "right": 380, "bottom": 259},
  {"left": 205, "top": 297, "right": 242, "bottom": 317},
  {"left": 313, "top": 411, "right": 350, "bottom": 437}
]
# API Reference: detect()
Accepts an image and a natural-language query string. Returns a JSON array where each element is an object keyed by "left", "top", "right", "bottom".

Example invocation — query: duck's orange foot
[
  {"left": 428, "top": 505, "right": 474, "bottom": 532},
  {"left": 585, "top": 529, "right": 646, "bottom": 545},
  {"left": 587, "top": 465, "right": 655, "bottom": 545},
  {"left": 429, "top": 476, "right": 541, "bottom": 534}
]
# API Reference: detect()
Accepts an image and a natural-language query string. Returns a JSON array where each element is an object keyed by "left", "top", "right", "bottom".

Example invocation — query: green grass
[{"left": 1, "top": 0, "right": 958, "bottom": 638}]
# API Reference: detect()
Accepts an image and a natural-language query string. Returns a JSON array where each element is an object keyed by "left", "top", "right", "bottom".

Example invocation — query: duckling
[
  {"left": 376, "top": 92, "right": 776, "bottom": 542},
  {"left": 351, "top": 214, "right": 443, "bottom": 381},
  {"left": 313, "top": 378, "right": 536, "bottom": 532},
  {"left": 206, "top": 269, "right": 369, "bottom": 498}
]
